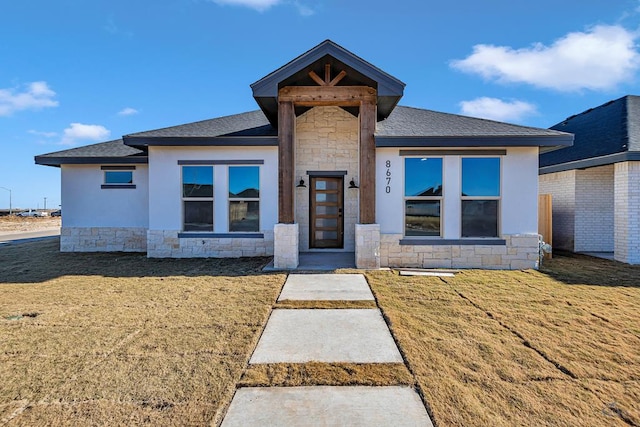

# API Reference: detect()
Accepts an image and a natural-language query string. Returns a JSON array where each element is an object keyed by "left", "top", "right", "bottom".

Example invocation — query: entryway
[{"left": 310, "top": 176, "right": 344, "bottom": 249}]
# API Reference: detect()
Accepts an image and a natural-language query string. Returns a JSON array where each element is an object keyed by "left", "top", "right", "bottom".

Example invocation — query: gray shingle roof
[
  {"left": 35, "top": 139, "right": 147, "bottom": 166},
  {"left": 540, "top": 95, "right": 640, "bottom": 170},
  {"left": 377, "top": 106, "right": 569, "bottom": 137}
]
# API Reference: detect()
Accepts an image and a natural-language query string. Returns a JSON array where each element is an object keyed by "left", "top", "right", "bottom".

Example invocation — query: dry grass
[
  {"left": 366, "top": 253, "right": 640, "bottom": 427},
  {"left": 0, "top": 216, "right": 60, "bottom": 233},
  {"left": 0, "top": 238, "right": 286, "bottom": 426},
  {"left": 239, "top": 362, "right": 413, "bottom": 387}
]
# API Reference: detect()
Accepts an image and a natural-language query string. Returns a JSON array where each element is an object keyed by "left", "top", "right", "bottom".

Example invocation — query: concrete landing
[
  {"left": 263, "top": 251, "right": 356, "bottom": 271},
  {"left": 249, "top": 309, "right": 403, "bottom": 364},
  {"left": 278, "top": 274, "right": 374, "bottom": 301},
  {"left": 221, "top": 386, "right": 433, "bottom": 427}
]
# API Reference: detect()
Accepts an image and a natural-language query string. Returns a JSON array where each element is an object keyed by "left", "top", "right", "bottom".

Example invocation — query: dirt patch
[{"left": 0, "top": 216, "right": 60, "bottom": 233}]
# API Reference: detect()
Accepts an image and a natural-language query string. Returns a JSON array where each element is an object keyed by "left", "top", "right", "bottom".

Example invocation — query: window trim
[
  {"left": 181, "top": 165, "right": 214, "bottom": 232},
  {"left": 460, "top": 156, "right": 502, "bottom": 239},
  {"left": 101, "top": 169, "right": 135, "bottom": 189},
  {"left": 228, "top": 165, "right": 261, "bottom": 233},
  {"left": 403, "top": 157, "right": 444, "bottom": 239}
]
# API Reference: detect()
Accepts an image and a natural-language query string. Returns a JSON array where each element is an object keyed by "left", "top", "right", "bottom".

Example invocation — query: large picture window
[
  {"left": 404, "top": 158, "right": 443, "bottom": 237},
  {"left": 182, "top": 166, "right": 214, "bottom": 231},
  {"left": 228, "top": 166, "right": 260, "bottom": 232},
  {"left": 461, "top": 157, "right": 500, "bottom": 238}
]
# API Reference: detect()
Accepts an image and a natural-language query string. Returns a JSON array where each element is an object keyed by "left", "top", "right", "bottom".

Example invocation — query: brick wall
[
  {"left": 539, "top": 170, "right": 576, "bottom": 251},
  {"left": 295, "top": 106, "right": 359, "bottom": 251},
  {"left": 574, "top": 165, "right": 614, "bottom": 252},
  {"left": 614, "top": 161, "right": 640, "bottom": 264}
]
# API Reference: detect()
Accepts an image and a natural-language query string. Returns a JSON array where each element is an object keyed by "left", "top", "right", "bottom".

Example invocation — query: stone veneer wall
[
  {"left": 60, "top": 227, "right": 147, "bottom": 252},
  {"left": 380, "top": 234, "right": 540, "bottom": 270},
  {"left": 146, "top": 230, "right": 274, "bottom": 258},
  {"left": 273, "top": 223, "right": 299, "bottom": 269},
  {"left": 295, "top": 106, "right": 359, "bottom": 251},
  {"left": 614, "top": 161, "right": 640, "bottom": 264},
  {"left": 355, "top": 224, "right": 380, "bottom": 269},
  {"left": 539, "top": 170, "right": 576, "bottom": 251}
]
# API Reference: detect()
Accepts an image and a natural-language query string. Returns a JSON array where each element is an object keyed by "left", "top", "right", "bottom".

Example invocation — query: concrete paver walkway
[
  {"left": 222, "top": 273, "right": 433, "bottom": 426},
  {"left": 249, "top": 309, "right": 403, "bottom": 363},
  {"left": 221, "top": 386, "right": 434, "bottom": 427},
  {"left": 278, "top": 273, "right": 374, "bottom": 301}
]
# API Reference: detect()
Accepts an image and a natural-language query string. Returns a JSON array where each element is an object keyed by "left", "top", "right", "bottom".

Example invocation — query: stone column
[
  {"left": 614, "top": 161, "right": 640, "bottom": 264},
  {"left": 355, "top": 223, "right": 380, "bottom": 269},
  {"left": 274, "top": 223, "right": 299, "bottom": 269}
]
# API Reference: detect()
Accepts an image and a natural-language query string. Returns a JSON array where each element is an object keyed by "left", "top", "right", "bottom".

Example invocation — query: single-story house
[
  {"left": 539, "top": 95, "right": 640, "bottom": 264},
  {"left": 36, "top": 40, "right": 572, "bottom": 269}
]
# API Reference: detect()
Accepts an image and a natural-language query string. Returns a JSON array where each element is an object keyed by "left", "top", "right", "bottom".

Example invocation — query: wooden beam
[
  {"left": 278, "top": 100, "right": 295, "bottom": 224},
  {"left": 359, "top": 100, "right": 376, "bottom": 224},
  {"left": 328, "top": 70, "right": 347, "bottom": 86},
  {"left": 325, "top": 63, "right": 331, "bottom": 84},
  {"left": 279, "top": 86, "right": 377, "bottom": 105},
  {"left": 308, "top": 71, "right": 326, "bottom": 86}
]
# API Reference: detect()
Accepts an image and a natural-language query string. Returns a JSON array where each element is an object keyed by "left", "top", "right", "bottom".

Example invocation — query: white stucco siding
[
  {"left": 501, "top": 147, "right": 539, "bottom": 235},
  {"left": 376, "top": 147, "right": 539, "bottom": 237},
  {"left": 61, "top": 164, "right": 149, "bottom": 228},
  {"left": 147, "top": 146, "right": 278, "bottom": 233}
]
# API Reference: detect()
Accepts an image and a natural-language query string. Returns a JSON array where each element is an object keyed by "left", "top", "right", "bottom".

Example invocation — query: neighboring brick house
[
  {"left": 36, "top": 40, "right": 572, "bottom": 269},
  {"left": 539, "top": 95, "right": 640, "bottom": 264}
]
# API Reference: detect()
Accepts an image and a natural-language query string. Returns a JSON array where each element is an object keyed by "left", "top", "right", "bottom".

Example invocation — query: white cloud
[
  {"left": 212, "top": 0, "right": 281, "bottom": 12},
  {"left": 61, "top": 123, "right": 110, "bottom": 146},
  {"left": 0, "top": 81, "right": 59, "bottom": 116},
  {"left": 28, "top": 130, "right": 58, "bottom": 138},
  {"left": 117, "top": 107, "right": 139, "bottom": 116},
  {"left": 451, "top": 25, "right": 640, "bottom": 92},
  {"left": 459, "top": 97, "right": 537, "bottom": 122}
]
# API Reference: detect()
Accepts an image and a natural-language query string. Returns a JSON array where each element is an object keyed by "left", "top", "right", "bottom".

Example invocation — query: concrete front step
[
  {"left": 278, "top": 274, "right": 374, "bottom": 301},
  {"left": 221, "top": 386, "right": 433, "bottom": 427},
  {"left": 250, "top": 309, "right": 403, "bottom": 364}
]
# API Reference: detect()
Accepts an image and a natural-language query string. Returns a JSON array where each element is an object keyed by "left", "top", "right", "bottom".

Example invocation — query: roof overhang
[
  {"left": 122, "top": 136, "right": 279, "bottom": 147},
  {"left": 35, "top": 156, "right": 148, "bottom": 167},
  {"left": 251, "top": 40, "right": 405, "bottom": 125},
  {"left": 539, "top": 151, "right": 640, "bottom": 174},
  {"left": 376, "top": 135, "right": 574, "bottom": 151}
]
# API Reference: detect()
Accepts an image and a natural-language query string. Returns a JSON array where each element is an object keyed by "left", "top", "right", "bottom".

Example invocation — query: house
[
  {"left": 539, "top": 95, "right": 640, "bottom": 264},
  {"left": 36, "top": 40, "right": 572, "bottom": 269}
]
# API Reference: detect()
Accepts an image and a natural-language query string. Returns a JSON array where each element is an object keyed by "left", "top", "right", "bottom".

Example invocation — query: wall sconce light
[
  {"left": 296, "top": 178, "right": 306, "bottom": 188},
  {"left": 348, "top": 178, "right": 359, "bottom": 189}
]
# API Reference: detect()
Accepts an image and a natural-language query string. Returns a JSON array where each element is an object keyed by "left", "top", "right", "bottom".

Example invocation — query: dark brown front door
[{"left": 310, "top": 176, "right": 344, "bottom": 248}]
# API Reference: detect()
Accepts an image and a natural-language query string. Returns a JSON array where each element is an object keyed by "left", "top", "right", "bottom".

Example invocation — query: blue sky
[{"left": 2, "top": 0, "right": 640, "bottom": 210}]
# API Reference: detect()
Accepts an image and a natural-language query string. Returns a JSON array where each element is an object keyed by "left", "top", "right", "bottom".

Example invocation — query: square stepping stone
[
  {"left": 278, "top": 274, "right": 374, "bottom": 301},
  {"left": 221, "top": 386, "right": 434, "bottom": 427},
  {"left": 250, "top": 309, "right": 403, "bottom": 363}
]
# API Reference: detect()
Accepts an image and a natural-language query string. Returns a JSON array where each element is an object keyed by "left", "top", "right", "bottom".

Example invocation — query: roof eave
[
  {"left": 375, "top": 135, "right": 574, "bottom": 148},
  {"left": 35, "top": 155, "right": 149, "bottom": 167}
]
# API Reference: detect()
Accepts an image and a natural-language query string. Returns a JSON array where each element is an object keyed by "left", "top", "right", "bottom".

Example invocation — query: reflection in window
[
  {"left": 182, "top": 166, "right": 213, "bottom": 231},
  {"left": 229, "top": 166, "right": 260, "bottom": 232},
  {"left": 404, "top": 158, "right": 443, "bottom": 237},
  {"left": 461, "top": 158, "right": 500, "bottom": 238},
  {"left": 104, "top": 171, "right": 133, "bottom": 185}
]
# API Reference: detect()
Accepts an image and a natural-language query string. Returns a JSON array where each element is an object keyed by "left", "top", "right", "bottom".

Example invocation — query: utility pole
[
  {"left": 0, "top": 187, "right": 11, "bottom": 215},
  {"left": 44, "top": 197, "right": 47, "bottom": 210}
]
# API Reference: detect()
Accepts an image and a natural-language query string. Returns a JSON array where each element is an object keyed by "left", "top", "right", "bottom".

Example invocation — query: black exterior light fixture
[
  {"left": 348, "top": 178, "right": 359, "bottom": 189},
  {"left": 296, "top": 178, "right": 306, "bottom": 188}
]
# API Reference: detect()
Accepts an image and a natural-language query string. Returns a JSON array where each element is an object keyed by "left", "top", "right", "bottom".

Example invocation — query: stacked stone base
[
  {"left": 146, "top": 230, "right": 274, "bottom": 258},
  {"left": 60, "top": 227, "right": 147, "bottom": 252},
  {"left": 380, "top": 234, "right": 540, "bottom": 270},
  {"left": 273, "top": 224, "right": 299, "bottom": 269},
  {"left": 355, "top": 224, "right": 380, "bottom": 269}
]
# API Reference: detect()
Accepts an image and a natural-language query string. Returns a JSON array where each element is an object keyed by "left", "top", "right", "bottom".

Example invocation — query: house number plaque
[{"left": 385, "top": 160, "right": 391, "bottom": 193}]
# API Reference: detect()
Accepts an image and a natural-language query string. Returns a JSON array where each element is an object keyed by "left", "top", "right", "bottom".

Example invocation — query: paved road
[{"left": 0, "top": 228, "right": 60, "bottom": 244}]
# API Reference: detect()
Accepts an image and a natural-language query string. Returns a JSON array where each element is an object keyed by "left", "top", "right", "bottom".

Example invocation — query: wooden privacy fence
[{"left": 538, "top": 194, "right": 552, "bottom": 259}]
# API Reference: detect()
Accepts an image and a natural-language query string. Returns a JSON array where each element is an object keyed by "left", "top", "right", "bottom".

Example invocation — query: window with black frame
[
  {"left": 404, "top": 158, "right": 443, "bottom": 237},
  {"left": 182, "top": 166, "right": 214, "bottom": 232},
  {"left": 461, "top": 157, "right": 500, "bottom": 238},
  {"left": 228, "top": 166, "right": 260, "bottom": 232}
]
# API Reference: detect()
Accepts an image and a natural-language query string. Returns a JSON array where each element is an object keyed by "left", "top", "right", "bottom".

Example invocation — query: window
[
  {"left": 461, "top": 157, "right": 500, "bottom": 238},
  {"left": 182, "top": 166, "right": 213, "bottom": 231},
  {"left": 104, "top": 171, "right": 133, "bottom": 185},
  {"left": 228, "top": 166, "right": 260, "bottom": 232},
  {"left": 404, "top": 158, "right": 442, "bottom": 237}
]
